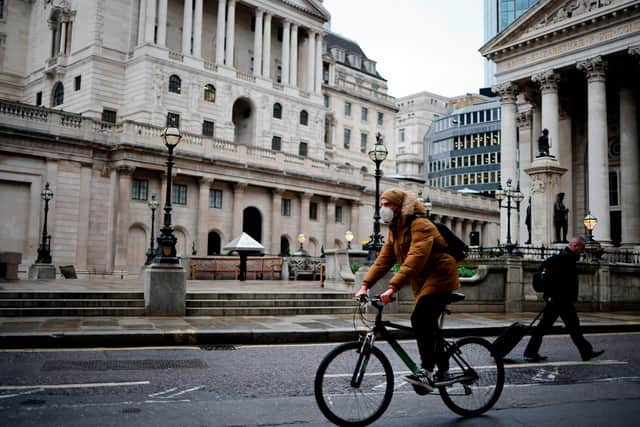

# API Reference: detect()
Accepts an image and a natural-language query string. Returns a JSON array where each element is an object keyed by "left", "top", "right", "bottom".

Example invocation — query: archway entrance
[
  {"left": 280, "top": 236, "right": 290, "bottom": 256},
  {"left": 207, "top": 231, "right": 221, "bottom": 255},
  {"left": 232, "top": 97, "right": 255, "bottom": 145},
  {"left": 242, "top": 207, "right": 262, "bottom": 243}
]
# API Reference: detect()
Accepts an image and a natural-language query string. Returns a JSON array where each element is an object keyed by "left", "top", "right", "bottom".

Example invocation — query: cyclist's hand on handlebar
[
  {"left": 380, "top": 288, "right": 395, "bottom": 305},
  {"left": 354, "top": 285, "right": 369, "bottom": 302}
]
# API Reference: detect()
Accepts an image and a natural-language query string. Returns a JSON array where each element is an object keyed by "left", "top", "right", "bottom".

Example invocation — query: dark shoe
[
  {"left": 524, "top": 353, "right": 548, "bottom": 362},
  {"left": 404, "top": 368, "right": 435, "bottom": 392},
  {"left": 582, "top": 349, "right": 605, "bottom": 361}
]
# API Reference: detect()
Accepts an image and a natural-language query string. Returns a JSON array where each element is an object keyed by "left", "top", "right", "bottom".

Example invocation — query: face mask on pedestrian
[{"left": 379, "top": 206, "right": 395, "bottom": 224}]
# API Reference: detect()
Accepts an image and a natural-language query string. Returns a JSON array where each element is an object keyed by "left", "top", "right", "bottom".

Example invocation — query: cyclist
[{"left": 355, "top": 188, "right": 460, "bottom": 392}]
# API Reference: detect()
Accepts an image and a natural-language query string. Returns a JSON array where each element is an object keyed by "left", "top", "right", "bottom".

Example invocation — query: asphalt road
[{"left": 1, "top": 332, "right": 639, "bottom": 426}]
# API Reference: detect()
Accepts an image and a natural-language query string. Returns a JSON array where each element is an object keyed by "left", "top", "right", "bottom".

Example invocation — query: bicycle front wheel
[
  {"left": 314, "top": 341, "right": 394, "bottom": 427},
  {"left": 439, "top": 336, "right": 504, "bottom": 417}
]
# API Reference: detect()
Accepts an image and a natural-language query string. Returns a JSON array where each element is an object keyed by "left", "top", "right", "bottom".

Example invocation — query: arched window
[
  {"left": 299, "top": 141, "right": 308, "bottom": 157},
  {"left": 169, "top": 75, "right": 181, "bottom": 94},
  {"left": 204, "top": 84, "right": 216, "bottom": 102},
  {"left": 300, "top": 110, "right": 309, "bottom": 126},
  {"left": 51, "top": 81, "right": 64, "bottom": 106},
  {"left": 273, "top": 102, "right": 282, "bottom": 119}
]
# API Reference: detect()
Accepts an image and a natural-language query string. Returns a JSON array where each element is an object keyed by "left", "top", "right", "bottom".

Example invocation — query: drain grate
[{"left": 41, "top": 359, "right": 208, "bottom": 371}]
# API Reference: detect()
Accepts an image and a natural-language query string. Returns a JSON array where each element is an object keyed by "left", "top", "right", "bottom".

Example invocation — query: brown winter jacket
[{"left": 361, "top": 192, "right": 460, "bottom": 301}]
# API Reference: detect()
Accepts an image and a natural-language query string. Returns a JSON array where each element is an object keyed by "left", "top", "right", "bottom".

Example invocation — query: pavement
[{"left": 1, "top": 277, "right": 640, "bottom": 349}]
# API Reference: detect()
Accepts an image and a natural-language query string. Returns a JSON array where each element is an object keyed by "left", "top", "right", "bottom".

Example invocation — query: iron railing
[{"left": 466, "top": 245, "right": 640, "bottom": 264}]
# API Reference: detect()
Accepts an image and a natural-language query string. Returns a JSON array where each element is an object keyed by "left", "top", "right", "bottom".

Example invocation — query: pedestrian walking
[{"left": 523, "top": 236, "right": 604, "bottom": 362}]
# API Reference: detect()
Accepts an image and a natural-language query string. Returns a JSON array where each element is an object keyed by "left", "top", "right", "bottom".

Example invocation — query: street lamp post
[
  {"left": 495, "top": 178, "right": 524, "bottom": 255},
  {"left": 145, "top": 193, "right": 160, "bottom": 265},
  {"left": 367, "top": 132, "right": 388, "bottom": 263},
  {"left": 345, "top": 230, "right": 354, "bottom": 250},
  {"left": 423, "top": 196, "right": 432, "bottom": 219},
  {"left": 297, "top": 233, "right": 305, "bottom": 253},
  {"left": 36, "top": 182, "right": 54, "bottom": 264},
  {"left": 583, "top": 212, "right": 598, "bottom": 244},
  {"left": 154, "top": 126, "right": 182, "bottom": 264}
]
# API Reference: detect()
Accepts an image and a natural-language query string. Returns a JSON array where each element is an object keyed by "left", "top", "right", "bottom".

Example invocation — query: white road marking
[
  {"left": 0, "top": 346, "right": 200, "bottom": 353},
  {"left": 0, "top": 389, "right": 44, "bottom": 399},
  {"left": 505, "top": 360, "right": 627, "bottom": 369},
  {"left": 533, "top": 366, "right": 559, "bottom": 382},
  {"left": 163, "top": 386, "right": 204, "bottom": 398},
  {"left": 0, "top": 381, "right": 150, "bottom": 391},
  {"left": 148, "top": 387, "right": 178, "bottom": 398}
]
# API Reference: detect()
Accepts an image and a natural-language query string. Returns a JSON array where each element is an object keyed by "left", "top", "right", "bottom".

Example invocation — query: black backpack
[{"left": 413, "top": 214, "right": 469, "bottom": 261}]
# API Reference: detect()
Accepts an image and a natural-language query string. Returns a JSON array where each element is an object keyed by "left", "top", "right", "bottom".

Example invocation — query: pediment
[
  {"left": 278, "top": 0, "right": 331, "bottom": 22},
  {"left": 481, "top": 0, "right": 631, "bottom": 56}
]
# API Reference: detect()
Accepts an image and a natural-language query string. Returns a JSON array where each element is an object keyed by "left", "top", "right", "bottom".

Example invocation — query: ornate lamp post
[
  {"left": 154, "top": 126, "right": 182, "bottom": 264},
  {"left": 583, "top": 212, "right": 598, "bottom": 244},
  {"left": 367, "top": 132, "right": 388, "bottom": 263},
  {"left": 297, "top": 233, "right": 305, "bottom": 253},
  {"left": 36, "top": 182, "right": 54, "bottom": 264},
  {"left": 345, "top": 230, "right": 354, "bottom": 250},
  {"left": 145, "top": 193, "right": 160, "bottom": 265},
  {"left": 495, "top": 178, "right": 524, "bottom": 255},
  {"left": 423, "top": 196, "right": 432, "bottom": 219}
]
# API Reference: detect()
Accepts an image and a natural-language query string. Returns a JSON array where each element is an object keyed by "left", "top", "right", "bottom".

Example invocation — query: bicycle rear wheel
[
  {"left": 438, "top": 336, "right": 504, "bottom": 417},
  {"left": 314, "top": 341, "right": 394, "bottom": 427}
]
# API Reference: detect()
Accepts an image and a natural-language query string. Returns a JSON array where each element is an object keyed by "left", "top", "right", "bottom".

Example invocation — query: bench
[
  {"left": 287, "top": 256, "right": 323, "bottom": 281},
  {"left": 189, "top": 256, "right": 283, "bottom": 280}
]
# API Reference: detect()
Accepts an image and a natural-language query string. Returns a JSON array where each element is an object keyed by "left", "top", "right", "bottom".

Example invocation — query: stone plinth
[
  {"left": 524, "top": 156, "right": 567, "bottom": 246},
  {"left": 28, "top": 263, "right": 56, "bottom": 280},
  {"left": 144, "top": 263, "right": 186, "bottom": 316}
]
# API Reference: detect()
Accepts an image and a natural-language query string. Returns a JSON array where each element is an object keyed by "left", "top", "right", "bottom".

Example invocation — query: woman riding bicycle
[{"left": 355, "top": 188, "right": 460, "bottom": 391}]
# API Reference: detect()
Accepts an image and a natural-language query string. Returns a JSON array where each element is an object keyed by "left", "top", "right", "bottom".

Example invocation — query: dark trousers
[
  {"left": 524, "top": 299, "right": 593, "bottom": 358},
  {"left": 411, "top": 293, "right": 449, "bottom": 372}
]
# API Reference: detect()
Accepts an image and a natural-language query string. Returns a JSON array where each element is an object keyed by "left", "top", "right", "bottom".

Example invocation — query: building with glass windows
[{"left": 425, "top": 95, "right": 502, "bottom": 195}]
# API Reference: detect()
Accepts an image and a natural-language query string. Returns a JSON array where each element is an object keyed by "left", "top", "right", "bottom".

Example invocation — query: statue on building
[
  {"left": 525, "top": 197, "right": 532, "bottom": 244},
  {"left": 537, "top": 128, "right": 551, "bottom": 157},
  {"left": 554, "top": 192, "right": 569, "bottom": 243}
]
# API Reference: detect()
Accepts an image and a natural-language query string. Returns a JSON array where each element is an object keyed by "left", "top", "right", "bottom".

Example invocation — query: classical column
[
  {"left": 197, "top": 177, "right": 213, "bottom": 256},
  {"left": 299, "top": 192, "right": 312, "bottom": 238},
  {"left": 75, "top": 164, "right": 92, "bottom": 271},
  {"left": 325, "top": 197, "right": 336, "bottom": 249},
  {"left": 59, "top": 19, "right": 68, "bottom": 54},
  {"left": 157, "top": 0, "right": 167, "bottom": 47},
  {"left": 263, "top": 13, "right": 272, "bottom": 78},
  {"left": 349, "top": 201, "right": 360, "bottom": 245},
  {"left": 145, "top": 0, "right": 156, "bottom": 43},
  {"left": 315, "top": 32, "right": 323, "bottom": 94},
  {"left": 253, "top": 9, "right": 264, "bottom": 77},
  {"left": 137, "top": 0, "right": 147, "bottom": 45},
  {"left": 231, "top": 182, "right": 246, "bottom": 238},
  {"left": 225, "top": 0, "right": 236, "bottom": 67},
  {"left": 578, "top": 56, "right": 610, "bottom": 243},
  {"left": 115, "top": 166, "right": 134, "bottom": 273},
  {"left": 494, "top": 82, "right": 519, "bottom": 244},
  {"left": 271, "top": 188, "right": 284, "bottom": 254},
  {"left": 290, "top": 23, "right": 299, "bottom": 87},
  {"left": 182, "top": 0, "right": 193, "bottom": 55},
  {"left": 215, "top": 0, "right": 226, "bottom": 65},
  {"left": 532, "top": 70, "right": 560, "bottom": 159},
  {"left": 282, "top": 20, "right": 291, "bottom": 85},
  {"left": 620, "top": 82, "right": 639, "bottom": 246},
  {"left": 307, "top": 31, "right": 316, "bottom": 92},
  {"left": 193, "top": 0, "right": 203, "bottom": 57}
]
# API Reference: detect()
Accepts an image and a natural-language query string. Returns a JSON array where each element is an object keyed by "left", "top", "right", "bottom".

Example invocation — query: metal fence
[{"left": 467, "top": 245, "right": 640, "bottom": 265}]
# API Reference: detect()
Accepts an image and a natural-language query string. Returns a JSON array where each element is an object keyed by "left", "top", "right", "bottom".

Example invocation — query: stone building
[
  {"left": 481, "top": 0, "right": 640, "bottom": 247},
  {"left": 0, "top": 0, "right": 499, "bottom": 277}
]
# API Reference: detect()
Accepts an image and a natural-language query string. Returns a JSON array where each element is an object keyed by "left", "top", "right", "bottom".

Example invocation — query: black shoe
[
  {"left": 404, "top": 369, "right": 435, "bottom": 392},
  {"left": 582, "top": 349, "right": 605, "bottom": 361},
  {"left": 524, "top": 353, "right": 548, "bottom": 362}
]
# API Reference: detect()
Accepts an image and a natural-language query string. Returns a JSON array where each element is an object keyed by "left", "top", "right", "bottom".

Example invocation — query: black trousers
[
  {"left": 524, "top": 299, "right": 593, "bottom": 358},
  {"left": 411, "top": 293, "right": 450, "bottom": 372}
]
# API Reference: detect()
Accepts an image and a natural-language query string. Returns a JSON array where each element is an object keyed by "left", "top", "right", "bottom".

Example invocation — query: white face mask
[{"left": 379, "top": 206, "right": 395, "bottom": 224}]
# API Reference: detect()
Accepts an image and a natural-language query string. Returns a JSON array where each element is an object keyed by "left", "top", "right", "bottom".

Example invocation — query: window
[
  {"left": 323, "top": 95, "right": 330, "bottom": 108},
  {"left": 172, "top": 184, "right": 187, "bottom": 205},
  {"left": 377, "top": 112, "right": 384, "bottom": 125},
  {"left": 202, "top": 120, "right": 215, "bottom": 137},
  {"left": 344, "top": 102, "right": 351, "bottom": 117},
  {"left": 360, "top": 133, "right": 368, "bottom": 153},
  {"left": 102, "top": 108, "right": 117, "bottom": 123},
  {"left": 204, "top": 84, "right": 216, "bottom": 102},
  {"left": 277, "top": 26, "right": 283, "bottom": 42},
  {"left": 309, "top": 202, "right": 318, "bottom": 220},
  {"left": 0, "top": 0, "right": 4, "bottom": 19},
  {"left": 74, "top": 75, "right": 81, "bottom": 91},
  {"left": 272, "top": 135, "right": 282, "bottom": 151},
  {"left": 399, "top": 128, "right": 405, "bottom": 143},
  {"left": 209, "top": 189, "right": 223, "bottom": 208},
  {"left": 323, "top": 63, "right": 330, "bottom": 83},
  {"left": 276, "top": 64, "right": 282, "bottom": 83},
  {"left": 131, "top": 179, "right": 149, "bottom": 201},
  {"left": 343, "top": 128, "right": 351, "bottom": 149},
  {"left": 273, "top": 102, "right": 282, "bottom": 119},
  {"left": 609, "top": 170, "right": 619, "bottom": 207},
  {"left": 300, "top": 110, "right": 308, "bottom": 126},
  {"left": 251, "top": 16, "right": 256, "bottom": 32},
  {"left": 335, "top": 206, "right": 343, "bottom": 223},
  {"left": 51, "top": 81, "right": 64, "bottom": 106},
  {"left": 361, "top": 107, "right": 368, "bottom": 121},
  {"left": 298, "top": 141, "right": 308, "bottom": 157},
  {"left": 167, "top": 112, "right": 180, "bottom": 128},
  {"left": 281, "top": 198, "right": 291, "bottom": 216},
  {"left": 36, "top": 91, "right": 43, "bottom": 106},
  {"left": 169, "top": 74, "right": 181, "bottom": 94}
]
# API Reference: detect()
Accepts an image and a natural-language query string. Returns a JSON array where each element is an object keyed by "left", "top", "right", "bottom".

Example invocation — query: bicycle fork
[{"left": 351, "top": 333, "right": 375, "bottom": 388}]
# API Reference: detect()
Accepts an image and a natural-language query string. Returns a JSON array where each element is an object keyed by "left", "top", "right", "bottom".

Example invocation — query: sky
[{"left": 321, "top": 0, "right": 486, "bottom": 98}]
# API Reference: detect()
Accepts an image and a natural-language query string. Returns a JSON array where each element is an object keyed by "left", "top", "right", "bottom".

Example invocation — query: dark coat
[
  {"left": 362, "top": 192, "right": 460, "bottom": 301},
  {"left": 542, "top": 247, "right": 580, "bottom": 302}
]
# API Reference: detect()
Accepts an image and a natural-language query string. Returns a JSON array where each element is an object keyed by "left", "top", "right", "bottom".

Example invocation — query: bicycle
[{"left": 314, "top": 292, "right": 505, "bottom": 426}]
